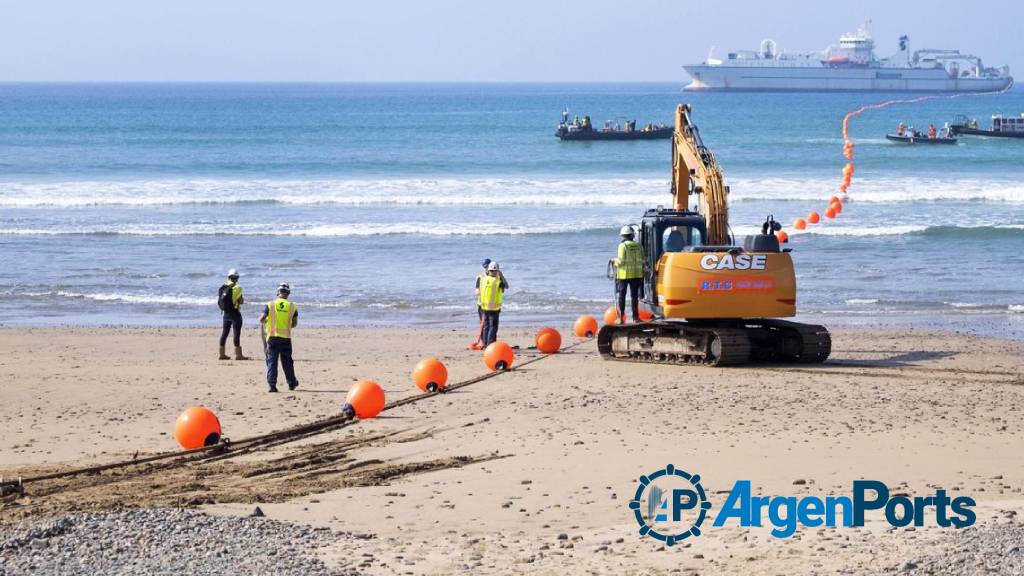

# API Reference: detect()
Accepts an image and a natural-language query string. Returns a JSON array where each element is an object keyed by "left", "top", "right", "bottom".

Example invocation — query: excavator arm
[{"left": 671, "top": 104, "right": 730, "bottom": 245}]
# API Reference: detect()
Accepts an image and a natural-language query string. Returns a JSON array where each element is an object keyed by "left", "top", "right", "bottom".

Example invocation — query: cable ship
[{"left": 683, "top": 24, "right": 1012, "bottom": 93}]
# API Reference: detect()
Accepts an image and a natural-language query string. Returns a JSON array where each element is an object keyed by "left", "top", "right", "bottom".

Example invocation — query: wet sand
[{"left": 2, "top": 326, "right": 1023, "bottom": 574}]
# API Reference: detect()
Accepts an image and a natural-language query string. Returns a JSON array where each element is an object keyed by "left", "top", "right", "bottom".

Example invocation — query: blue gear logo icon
[{"left": 629, "top": 464, "right": 711, "bottom": 545}]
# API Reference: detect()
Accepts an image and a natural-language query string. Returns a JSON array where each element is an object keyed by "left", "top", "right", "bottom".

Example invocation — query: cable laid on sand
[{"left": 0, "top": 338, "right": 592, "bottom": 498}]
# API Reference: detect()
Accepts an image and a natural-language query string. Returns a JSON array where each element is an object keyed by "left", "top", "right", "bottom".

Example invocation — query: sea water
[{"left": 1, "top": 83, "right": 1022, "bottom": 339}]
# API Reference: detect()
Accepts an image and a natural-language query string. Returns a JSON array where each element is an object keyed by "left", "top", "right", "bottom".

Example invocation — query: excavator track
[{"left": 596, "top": 319, "right": 830, "bottom": 366}]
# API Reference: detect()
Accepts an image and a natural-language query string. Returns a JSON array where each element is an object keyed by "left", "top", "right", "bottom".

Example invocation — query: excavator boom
[{"left": 672, "top": 104, "right": 730, "bottom": 245}]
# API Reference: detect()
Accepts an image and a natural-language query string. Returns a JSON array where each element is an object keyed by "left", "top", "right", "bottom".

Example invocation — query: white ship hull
[{"left": 683, "top": 64, "right": 1013, "bottom": 92}]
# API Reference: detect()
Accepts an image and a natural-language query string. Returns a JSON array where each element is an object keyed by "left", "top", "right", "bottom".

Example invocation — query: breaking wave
[{"left": 1, "top": 175, "right": 1023, "bottom": 207}]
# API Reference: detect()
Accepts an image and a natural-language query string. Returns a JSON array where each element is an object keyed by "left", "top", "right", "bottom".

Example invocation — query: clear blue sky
[{"left": 2, "top": 0, "right": 1020, "bottom": 81}]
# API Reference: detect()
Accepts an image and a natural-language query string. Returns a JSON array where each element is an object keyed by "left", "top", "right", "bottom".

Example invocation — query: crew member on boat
[{"left": 897, "top": 122, "right": 906, "bottom": 136}]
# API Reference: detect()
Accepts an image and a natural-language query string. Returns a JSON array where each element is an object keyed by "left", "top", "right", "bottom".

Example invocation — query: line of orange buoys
[
  {"left": 783, "top": 84, "right": 1012, "bottom": 241},
  {"left": 172, "top": 325, "right": 580, "bottom": 449}
]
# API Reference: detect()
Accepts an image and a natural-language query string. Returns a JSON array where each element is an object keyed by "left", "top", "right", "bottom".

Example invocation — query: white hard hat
[
  {"left": 227, "top": 268, "right": 239, "bottom": 277},
  {"left": 278, "top": 283, "right": 291, "bottom": 293},
  {"left": 487, "top": 262, "right": 499, "bottom": 271},
  {"left": 619, "top": 225, "right": 634, "bottom": 237}
]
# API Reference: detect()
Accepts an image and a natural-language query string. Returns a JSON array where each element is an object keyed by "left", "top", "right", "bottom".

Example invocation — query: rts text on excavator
[{"left": 597, "top": 104, "right": 831, "bottom": 366}]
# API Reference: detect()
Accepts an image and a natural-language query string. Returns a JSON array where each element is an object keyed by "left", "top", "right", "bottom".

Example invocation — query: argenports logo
[
  {"left": 630, "top": 465, "right": 977, "bottom": 541},
  {"left": 628, "top": 464, "right": 712, "bottom": 546}
]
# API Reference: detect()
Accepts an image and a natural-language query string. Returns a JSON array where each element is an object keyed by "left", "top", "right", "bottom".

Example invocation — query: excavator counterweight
[{"left": 598, "top": 105, "right": 830, "bottom": 366}]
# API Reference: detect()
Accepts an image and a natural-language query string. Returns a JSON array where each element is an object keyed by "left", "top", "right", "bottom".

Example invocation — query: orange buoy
[
  {"left": 412, "top": 358, "right": 448, "bottom": 392},
  {"left": 793, "top": 218, "right": 807, "bottom": 230},
  {"left": 638, "top": 309, "right": 654, "bottom": 322},
  {"left": 174, "top": 407, "right": 222, "bottom": 450},
  {"left": 807, "top": 212, "right": 821, "bottom": 224},
  {"left": 777, "top": 230, "right": 789, "bottom": 243},
  {"left": 824, "top": 206, "right": 836, "bottom": 219},
  {"left": 535, "top": 327, "right": 562, "bottom": 354},
  {"left": 830, "top": 200, "right": 843, "bottom": 214},
  {"left": 483, "top": 341, "right": 515, "bottom": 371},
  {"left": 573, "top": 315, "right": 599, "bottom": 338},
  {"left": 829, "top": 195, "right": 841, "bottom": 205},
  {"left": 603, "top": 305, "right": 620, "bottom": 326},
  {"left": 344, "top": 380, "right": 386, "bottom": 419}
]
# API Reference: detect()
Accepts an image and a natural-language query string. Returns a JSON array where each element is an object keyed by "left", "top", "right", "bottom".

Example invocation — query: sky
[{"left": 1, "top": 0, "right": 1021, "bottom": 82}]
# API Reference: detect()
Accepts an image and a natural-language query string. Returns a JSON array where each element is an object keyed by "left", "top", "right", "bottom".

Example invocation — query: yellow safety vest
[
  {"left": 478, "top": 275, "right": 504, "bottom": 312},
  {"left": 266, "top": 298, "right": 296, "bottom": 339},
  {"left": 616, "top": 240, "right": 644, "bottom": 280}
]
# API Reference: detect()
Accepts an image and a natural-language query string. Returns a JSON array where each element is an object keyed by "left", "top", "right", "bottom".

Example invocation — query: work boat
[
  {"left": 556, "top": 111, "right": 672, "bottom": 141},
  {"left": 950, "top": 114, "right": 1024, "bottom": 138}
]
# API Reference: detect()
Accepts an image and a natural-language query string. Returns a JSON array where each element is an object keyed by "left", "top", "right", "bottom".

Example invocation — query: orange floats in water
[
  {"left": 483, "top": 341, "right": 515, "bottom": 371},
  {"left": 603, "top": 305, "right": 620, "bottom": 326},
  {"left": 638, "top": 309, "right": 654, "bottom": 322},
  {"left": 793, "top": 218, "right": 807, "bottom": 230},
  {"left": 174, "top": 407, "right": 222, "bottom": 450},
  {"left": 344, "top": 380, "right": 386, "bottom": 419},
  {"left": 573, "top": 315, "right": 599, "bottom": 338},
  {"left": 777, "top": 231, "right": 789, "bottom": 243},
  {"left": 830, "top": 200, "right": 843, "bottom": 214},
  {"left": 807, "top": 212, "right": 821, "bottom": 224},
  {"left": 412, "top": 358, "right": 448, "bottom": 392},
  {"left": 824, "top": 207, "right": 837, "bottom": 219},
  {"left": 535, "top": 327, "right": 562, "bottom": 354},
  {"left": 829, "top": 195, "right": 841, "bottom": 205}
]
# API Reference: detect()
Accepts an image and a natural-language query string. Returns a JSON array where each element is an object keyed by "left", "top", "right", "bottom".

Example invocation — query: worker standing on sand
[
  {"left": 613, "top": 225, "right": 644, "bottom": 324},
  {"left": 217, "top": 269, "right": 248, "bottom": 360},
  {"left": 471, "top": 258, "right": 507, "bottom": 349},
  {"left": 259, "top": 283, "right": 299, "bottom": 393},
  {"left": 477, "top": 262, "right": 507, "bottom": 347}
]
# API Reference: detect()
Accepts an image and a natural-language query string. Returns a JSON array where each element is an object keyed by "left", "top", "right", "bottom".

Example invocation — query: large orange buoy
[
  {"left": 344, "top": 380, "right": 386, "bottom": 419},
  {"left": 573, "top": 315, "right": 599, "bottom": 338},
  {"left": 603, "top": 305, "right": 620, "bottom": 325},
  {"left": 807, "top": 211, "right": 821, "bottom": 224},
  {"left": 777, "top": 230, "right": 789, "bottom": 243},
  {"left": 483, "top": 341, "right": 515, "bottom": 371},
  {"left": 793, "top": 218, "right": 807, "bottom": 230},
  {"left": 829, "top": 195, "right": 841, "bottom": 205},
  {"left": 824, "top": 206, "right": 837, "bottom": 219},
  {"left": 830, "top": 200, "right": 843, "bottom": 214},
  {"left": 638, "top": 309, "right": 654, "bottom": 322},
  {"left": 174, "top": 407, "right": 222, "bottom": 450},
  {"left": 412, "top": 358, "right": 447, "bottom": 392},
  {"left": 535, "top": 327, "right": 562, "bottom": 354}
]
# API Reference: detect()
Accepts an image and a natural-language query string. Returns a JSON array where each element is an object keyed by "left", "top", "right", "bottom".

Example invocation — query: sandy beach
[{"left": 2, "top": 325, "right": 1022, "bottom": 574}]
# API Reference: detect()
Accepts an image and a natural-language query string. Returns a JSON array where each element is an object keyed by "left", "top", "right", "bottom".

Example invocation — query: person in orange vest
[
  {"left": 259, "top": 283, "right": 298, "bottom": 393},
  {"left": 897, "top": 122, "right": 906, "bottom": 136},
  {"left": 928, "top": 124, "right": 937, "bottom": 139}
]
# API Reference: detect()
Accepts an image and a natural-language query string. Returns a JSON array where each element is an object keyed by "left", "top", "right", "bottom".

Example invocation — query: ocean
[{"left": 1, "top": 83, "right": 1022, "bottom": 339}]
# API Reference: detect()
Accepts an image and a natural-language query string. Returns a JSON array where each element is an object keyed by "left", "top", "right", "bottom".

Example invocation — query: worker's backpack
[{"left": 217, "top": 284, "right": 236, "bottom": 313}]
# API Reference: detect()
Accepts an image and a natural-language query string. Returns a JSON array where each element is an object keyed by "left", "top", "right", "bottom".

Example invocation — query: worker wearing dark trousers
[
  {"left": 259, "top": 283, "right": 299, "bottom": 393},
  {"left": 218, "top": 269, "right": 248, "bottom": 360},
  {"left": 477, "top": 262, "right": 507, "bottom": 346},
  {"left": 614, "top": 226, "right": 644, "bottom": 323}
]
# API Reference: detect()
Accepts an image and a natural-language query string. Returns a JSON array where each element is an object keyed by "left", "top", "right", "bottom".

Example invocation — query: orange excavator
[{"left": 597, "top": 104, "right": 830, "bottom": 366}]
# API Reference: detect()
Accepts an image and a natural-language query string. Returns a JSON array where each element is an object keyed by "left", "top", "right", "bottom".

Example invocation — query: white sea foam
[
  {"left": 845, "top": 298, "right": 880, "bottom": 305},
  {"left": 1, "top": 175, "right": 1022, "bottom": 208}
]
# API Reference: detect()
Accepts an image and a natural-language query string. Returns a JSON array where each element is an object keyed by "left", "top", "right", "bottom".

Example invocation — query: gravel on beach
[{"left": 0, "top": 508, "right": 360, "bottom": 576}]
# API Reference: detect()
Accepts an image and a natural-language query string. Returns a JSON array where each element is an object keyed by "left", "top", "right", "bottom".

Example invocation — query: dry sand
[{"left": 2, "top": 325, "right": 1023, "bottom": 574}]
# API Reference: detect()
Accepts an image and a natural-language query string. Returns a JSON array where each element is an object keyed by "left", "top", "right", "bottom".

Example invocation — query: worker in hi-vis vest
[
  {"left": 476, "top": 261, "right": 507, "bottom": 346},
  {"left": 259, "top": 283, "right": 299, "bottom": 393},
  {"left": 613, "top": 225, "right": 644, "bottom": 324},
  {"left": 217, "top": 268, "right": 248, "bottom": 361}
]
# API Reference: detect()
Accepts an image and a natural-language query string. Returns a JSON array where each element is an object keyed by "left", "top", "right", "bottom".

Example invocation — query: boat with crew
[
  {"left": 684, "top": 23, "right": 1012, "bottom": 92},
  {"left": 886, "top": 122, "right": 957, "bottom": 144},
  {"left": 950, "top": 114, "right": 1024, "bottom": 138},
  {"left": 556, "top": 111, "right": 672, "bottom": 141}
]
